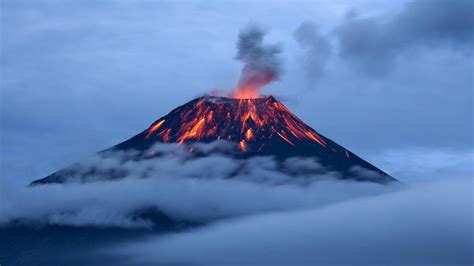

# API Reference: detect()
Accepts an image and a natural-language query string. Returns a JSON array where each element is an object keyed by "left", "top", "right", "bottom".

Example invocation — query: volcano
[{"left": 31, "top": 95, "right": 396, "bottom": 185}]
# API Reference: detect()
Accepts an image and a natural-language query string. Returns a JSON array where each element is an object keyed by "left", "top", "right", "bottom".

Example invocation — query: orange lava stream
[
  {"left": 144, "top": 96, "right": 332, "bottom": 152},
  {"left": 178, "top": 117, "right": 206, "bottom": 143},
  {"left": 245, "top": 128, "right": 253, "bottom": 141},
  {"left": 239, "top": 140, "right": 247, "bottom": 151},
  {"left": 145, "top": 120, "right": 165, "bottom": 139},
  {"left": 277, "top": 131, "right": 294, "bottom": 146}
]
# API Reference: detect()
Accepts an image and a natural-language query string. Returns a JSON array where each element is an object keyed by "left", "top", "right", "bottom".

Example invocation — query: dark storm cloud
[
  {"left": 335, "top": 0, "right": 474, "bottom": 75},
  {"left": 293, "top": 22, "right": 332, "bottom": 83},
  {"left": 112, "top": 176, "right": 472, "bottom": 265}
]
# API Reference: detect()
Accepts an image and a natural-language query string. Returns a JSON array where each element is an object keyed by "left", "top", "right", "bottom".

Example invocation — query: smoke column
[{"left": 231, "top": 25, "right": 282, "bottom": 99}]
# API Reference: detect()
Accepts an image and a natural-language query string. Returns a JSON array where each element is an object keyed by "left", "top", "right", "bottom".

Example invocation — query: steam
[{"left": 231, "top": 25, "right": 282, "bottom": 99}]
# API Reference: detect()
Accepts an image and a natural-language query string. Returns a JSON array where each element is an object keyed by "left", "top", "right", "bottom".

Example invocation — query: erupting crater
[{"left": 138, "top": 95, "right": 327, "bottom": 152}]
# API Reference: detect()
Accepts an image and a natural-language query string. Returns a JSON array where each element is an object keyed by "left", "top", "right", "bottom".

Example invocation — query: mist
[
  {"left": 111, "top": 176, "right": 473, "bottom": 265},
  {"left": 1, "top": 143, "right": 396, "bottom": 228}
]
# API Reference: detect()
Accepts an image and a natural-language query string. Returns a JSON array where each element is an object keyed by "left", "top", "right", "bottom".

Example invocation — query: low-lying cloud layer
[
  {"left": 113, "top": 176, "right": 473, "bottom": 265},
  {"left": 1, "top": 143, "right": 396, "bottom": 228}
]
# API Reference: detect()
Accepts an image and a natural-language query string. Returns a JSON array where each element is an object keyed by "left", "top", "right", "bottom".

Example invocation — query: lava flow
[
  {"left": 141, "top": 95, "right": 333, "bottom": 154},
  {"left": 229, "top": 25, "right": 282, "bottom": 99}
]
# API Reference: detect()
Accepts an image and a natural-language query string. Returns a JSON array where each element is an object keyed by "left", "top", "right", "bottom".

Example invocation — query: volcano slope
[{"left": 31, "top": 95, "right": 396, "bottom": 185}]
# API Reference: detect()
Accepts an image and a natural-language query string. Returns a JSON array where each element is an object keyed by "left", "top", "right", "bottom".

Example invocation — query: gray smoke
[{"left": 233, "top": 25, "right": 282, "bottom": 97}]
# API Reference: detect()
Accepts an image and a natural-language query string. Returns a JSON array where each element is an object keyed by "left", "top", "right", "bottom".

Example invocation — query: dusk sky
[{"left": 2, "top": 0, "right": 473, "bottom": 186}]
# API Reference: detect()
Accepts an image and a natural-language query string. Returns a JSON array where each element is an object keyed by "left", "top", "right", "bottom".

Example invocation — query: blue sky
[{"left": 1, "top": 0, "right": 473, "bottom": 185}]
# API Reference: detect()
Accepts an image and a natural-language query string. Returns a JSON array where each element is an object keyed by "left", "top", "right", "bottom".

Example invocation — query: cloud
[
  {"left": 293, "top": 22, "right": 332, "bottom": 84},
  {"left": 367, "top": 148, "right": 474, "bottom": 182},
  {"left": 335, "top": 0, "right": 474, "bottom": 75},
  {"left": 112, "top": 176, "right": 473, "bottom": 265},
  {"left": 1, "top": 143, "right": 396, "bottom": 228}
]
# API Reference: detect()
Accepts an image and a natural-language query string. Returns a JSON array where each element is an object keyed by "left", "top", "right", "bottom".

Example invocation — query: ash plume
[{"left": 231, "top": 25, "right": 282, "bottom": 98}]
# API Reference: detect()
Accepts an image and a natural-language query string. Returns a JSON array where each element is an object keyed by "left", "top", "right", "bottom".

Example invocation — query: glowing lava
[
  {"left": 245, "top": 128, "right": 253, "bottom": 141},
  {"left": 145, "top": 119, "right": 165, "bottom": 139},
  {"left": 143, "top": 95, "right": 337, "bottom": 154},
  {"left": 229, "top": 65, "right": 277, "bottom": 99}
]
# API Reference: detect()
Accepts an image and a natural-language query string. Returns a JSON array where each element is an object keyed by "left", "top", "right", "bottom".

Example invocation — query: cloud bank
[
  {"left": 113, "top": 176, "right": 473, "bottom": 265},
  {"left": 1, "top": 143, "right": 396, "bottom": 228}
]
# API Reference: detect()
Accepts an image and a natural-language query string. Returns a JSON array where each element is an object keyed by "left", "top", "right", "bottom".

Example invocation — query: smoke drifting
[{"left": 231, "top": 25, "right": 282, "bottom": 99}]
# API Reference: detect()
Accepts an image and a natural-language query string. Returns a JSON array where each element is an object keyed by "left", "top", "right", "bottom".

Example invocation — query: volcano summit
[
  {"left": 31, "top": 26, "right": 397, "bottom": 185},
  {"left": 32, "top": 95, "right": 396, "bottom": 185}
]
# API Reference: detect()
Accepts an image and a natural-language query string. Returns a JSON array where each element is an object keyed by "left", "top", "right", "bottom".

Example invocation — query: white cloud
[
  {"left": 111, "top": 176, "right": 473, "bottom": 265},
  {"left": 1, "top": 144, "right": 397, "bottom": 228},
  {"left": 367, "top": 148, "right": 474, "bottom": 182}
]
